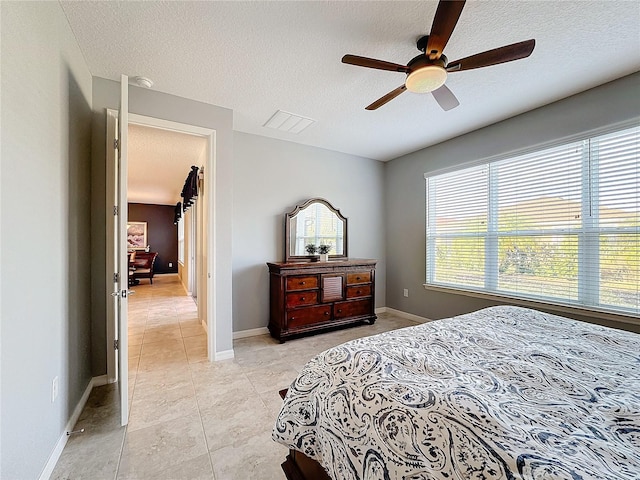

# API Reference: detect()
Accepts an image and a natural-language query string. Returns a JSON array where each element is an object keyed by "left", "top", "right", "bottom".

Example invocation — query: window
[
  {"left": 177, "top": 216, "right": 185, "bottom": 264},
  {"left": 426, "top": 125, "right": 639, "bottom": 315}
]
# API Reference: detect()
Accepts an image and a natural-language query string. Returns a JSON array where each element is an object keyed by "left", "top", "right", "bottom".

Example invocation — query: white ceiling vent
[{"left": 263, "top": 110, "right": 315, "bottom": 134}]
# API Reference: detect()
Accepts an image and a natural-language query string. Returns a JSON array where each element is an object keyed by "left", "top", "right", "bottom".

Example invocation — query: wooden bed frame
[{"left": 278, "top": 389, "right": 331, "bottom": 480}]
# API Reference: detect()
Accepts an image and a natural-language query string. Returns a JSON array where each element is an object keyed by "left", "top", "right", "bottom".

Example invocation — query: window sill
[{"left": 422, "top": 283, "right": 639, "bottom": 327}]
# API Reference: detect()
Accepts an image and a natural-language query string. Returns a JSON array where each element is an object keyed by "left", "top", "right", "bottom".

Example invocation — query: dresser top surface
[{"left": 267, "top": 258, "right": 376, "bottom": 272}]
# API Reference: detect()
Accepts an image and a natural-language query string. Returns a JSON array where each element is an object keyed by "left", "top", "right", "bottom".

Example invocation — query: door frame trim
[{"left": 105, "top": 110, "right": 217, "bottom": 383}]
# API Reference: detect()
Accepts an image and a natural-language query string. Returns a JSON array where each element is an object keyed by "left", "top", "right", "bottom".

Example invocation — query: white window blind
[{"left": 426, "top": 125, "right": 639, "bottom": 315}]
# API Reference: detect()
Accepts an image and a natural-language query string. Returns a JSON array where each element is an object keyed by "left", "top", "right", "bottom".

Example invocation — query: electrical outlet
[
  {"left": 52, "top": 376, "right": 59, "bottom": 403},
  {"left": 169, "top": 262, "right": 173, "bottom": 267},
  {"left": 403, "top": 289, "right": 409, "bottom": 298}
]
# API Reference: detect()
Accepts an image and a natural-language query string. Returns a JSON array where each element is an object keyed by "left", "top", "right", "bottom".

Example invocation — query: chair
[
  {"left": 131, "top": 252, "right": 158, "bottom": 284},
  {"left": 128, "top": 251, "right": 137, "bottom": 286}
]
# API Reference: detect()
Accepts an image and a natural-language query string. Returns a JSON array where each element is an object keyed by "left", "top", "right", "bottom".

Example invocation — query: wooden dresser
[{"left": 267, "top": 259, "right": 377, "bottom": 342}]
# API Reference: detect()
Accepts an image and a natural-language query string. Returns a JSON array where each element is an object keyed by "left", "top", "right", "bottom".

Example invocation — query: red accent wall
[{"left": 128, "top": 203, "right": 178, "bottom": 274}]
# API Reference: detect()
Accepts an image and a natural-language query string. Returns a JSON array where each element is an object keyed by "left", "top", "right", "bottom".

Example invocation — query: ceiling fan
[{"left": 342, "top": 0, "right": 535, "bottom": 111}]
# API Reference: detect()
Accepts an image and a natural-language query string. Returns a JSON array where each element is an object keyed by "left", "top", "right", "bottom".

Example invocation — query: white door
[{"left": 116, "top": 74, "right": 130, "bottom": 426}]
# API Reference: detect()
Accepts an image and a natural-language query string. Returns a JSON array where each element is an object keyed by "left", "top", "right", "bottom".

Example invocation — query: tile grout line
[
  {"left": 115, "top": 287, "right": 150, "bottom": 479},
  {"left": 189, "top": 357, "right": 218, "bottom": 479},
  {"left": 114, "top": 422, "right": 128, "bottom": 480},
  {"left": 180, "top": 289, "right": 218, "bottom": 479}
]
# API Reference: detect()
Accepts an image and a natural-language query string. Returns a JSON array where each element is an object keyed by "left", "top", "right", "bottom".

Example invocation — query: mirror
[{"left": 284, "top": 198, "right": 348, "bottom": 262}]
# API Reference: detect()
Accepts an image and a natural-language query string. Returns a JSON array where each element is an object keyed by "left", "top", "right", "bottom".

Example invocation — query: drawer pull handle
[
  {"left": 290, "top": 317, "right": 295, "bottom": 321},
  {"left": 300, "top": 281, "right": 305, "bottom": 285},
  {"left": 301, "top": 297, "right": 305, "bottom": 301},
  {"left": 324, "top": 311, "right": 329, "bottom": 316},
  {"left": 356, "top": 276, "right": 361, "bottom": 280},
  {"left": 337, "top": 309, "right": 342, "bottom": 313},
  {"left": 356, "top": 290, "right": 361, "bottom": 294}
]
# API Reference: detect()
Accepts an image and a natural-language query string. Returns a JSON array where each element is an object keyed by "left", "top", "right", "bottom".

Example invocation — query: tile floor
[{"left": 51, "top": 274, "right": 417, "bottom": 480}]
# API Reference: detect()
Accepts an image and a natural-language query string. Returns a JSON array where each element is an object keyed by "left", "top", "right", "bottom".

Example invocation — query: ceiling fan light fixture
[{"left": 405, "top": 65, "right": 447, "bottom": 93}]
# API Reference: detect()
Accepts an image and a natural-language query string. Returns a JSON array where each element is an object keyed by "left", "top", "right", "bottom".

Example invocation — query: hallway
[{"left": 51, "top": 274, "right": 416, "bottom": 479}]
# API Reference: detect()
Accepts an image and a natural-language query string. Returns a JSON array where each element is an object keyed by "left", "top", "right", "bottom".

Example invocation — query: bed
[{"left": 273, "top": 306, "right": 640, "bottom": 479}]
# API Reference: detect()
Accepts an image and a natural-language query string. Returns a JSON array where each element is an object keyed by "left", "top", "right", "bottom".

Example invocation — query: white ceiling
[
  {"left": 61, "top": 0, "right": 640, "bottom": 165},
  {"left": 127, "top": 124, "right": 206, "bottom": 205}
]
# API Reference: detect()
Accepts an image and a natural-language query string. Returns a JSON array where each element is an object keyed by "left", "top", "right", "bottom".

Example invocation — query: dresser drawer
[
  {"left": 286, "top": 291, "right": 318, "bottom": 308},
  {"left": 346, "top": 284, "right": 371, "bottom": 299},
  {"left": 346, "top": 271, "right": 371, "bottom": 285},
  {"left": 334, "top": 299, "right": 372, "bottom": 319},
  {"left": 286, "top": 275, "right": 318, "bottom": 291},
  {"left": 287, "top": 305, "right": 332, "bottom": 329}
]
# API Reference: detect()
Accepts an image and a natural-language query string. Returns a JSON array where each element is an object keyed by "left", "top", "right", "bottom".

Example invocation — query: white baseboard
[
  {"left": 214, "top": 349, "right": 235, "bottom": 361},
  {"left": 92, "top": 374, "right": 109, "bottom": 387},
  {"left": 38, "top": 375, "right": 104, "bottom": 480},
  {"left": 379, "top": 307, "right": 432, "bottom": 324},
  {"left": 233, "top": 327, "right": 269, "bottom": 339},
  {"left": 201, "top": 318, "right": 208, "bottom": 333}
]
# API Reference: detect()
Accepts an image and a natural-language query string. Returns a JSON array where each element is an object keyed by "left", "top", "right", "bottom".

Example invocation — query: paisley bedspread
[{"left": 272, "top": 306, "right": 640, "bottom": 479}]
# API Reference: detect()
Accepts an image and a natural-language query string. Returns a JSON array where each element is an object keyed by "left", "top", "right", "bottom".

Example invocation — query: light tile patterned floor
[{"left": 51, "top": 274, "right": 417, "bottom": 479}]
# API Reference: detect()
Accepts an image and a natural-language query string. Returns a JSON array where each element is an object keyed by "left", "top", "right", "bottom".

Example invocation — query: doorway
[{"left": 106, "top": 111, "right": 216, "bottom": 386}]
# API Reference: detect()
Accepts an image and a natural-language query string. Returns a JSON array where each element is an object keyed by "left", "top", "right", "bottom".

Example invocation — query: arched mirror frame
[{"left": 284, "top": 198, "right": 348, "bottom": 262}]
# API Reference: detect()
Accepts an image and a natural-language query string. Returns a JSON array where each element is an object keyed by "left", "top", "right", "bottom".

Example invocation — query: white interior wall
[{"left": 0, "top": 2, "right": 93, "bottom": 478}]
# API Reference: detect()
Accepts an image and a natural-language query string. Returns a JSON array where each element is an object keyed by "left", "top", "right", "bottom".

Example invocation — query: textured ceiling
[
  {"left": 128, "top": 124, "right": 206, "bottom": 205},
  {"left": 61, "top": 1, "right": 640, "bottom": 162}
]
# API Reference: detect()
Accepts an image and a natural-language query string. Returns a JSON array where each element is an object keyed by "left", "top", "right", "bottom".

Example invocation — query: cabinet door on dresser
[{"left": 321, "top": 274, "right": 344, "bottom": 303}]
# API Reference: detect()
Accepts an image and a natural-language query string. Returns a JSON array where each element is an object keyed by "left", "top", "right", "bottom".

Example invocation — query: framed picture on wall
[{"left": 127, "top": 222, "right": 147, "bottom": 250}]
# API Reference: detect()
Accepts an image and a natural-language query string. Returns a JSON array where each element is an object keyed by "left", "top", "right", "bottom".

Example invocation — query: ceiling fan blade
[
  {"left": 426, "top": 0, "right": 466, "bottom": 59},
  {"left": 432, "top": 84, "right": 459, "bottom": 111},
  {"left": 447, "top": 39, "right": 535, "bottom": 72},
  {"left": 365, "top": 85, "right": 407, "bottom": 110},
  {"left": 342, "top": 54, "right": 409, "bottom": 73}
]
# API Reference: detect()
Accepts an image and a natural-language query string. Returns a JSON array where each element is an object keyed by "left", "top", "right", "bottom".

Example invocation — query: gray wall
[
  {"left": 233, "top": 132, "right": 385, "bottom": 332},
  {"left": 91, "top": 78, "right": 234, "bottom": 374},
  {"left": 0, "top": 2, "right": 93, "bottom": 478},
  {"left": 385, "top": 72, "right": 640, "bottom": 332}
]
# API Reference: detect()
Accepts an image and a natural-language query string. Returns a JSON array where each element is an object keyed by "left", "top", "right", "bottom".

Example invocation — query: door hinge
[
  {"left": 114, "top": 339, "right": 119, "bottom": 350},
  {"left": 113, "top": 205, "right": 118, "bottom": 216},
  {"left": 113, "top": 272, "right": 119, "bottom": 283},
  {"left": 114, "top": 138, "right": 119, "bottom": 150}
]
